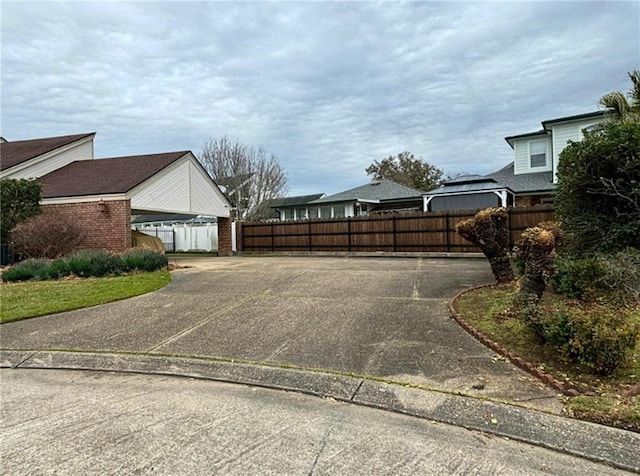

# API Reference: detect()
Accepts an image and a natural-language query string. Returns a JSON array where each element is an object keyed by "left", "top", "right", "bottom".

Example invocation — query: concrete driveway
[{"left": 0, "top": 256, "right": 561, "bottom": 411}]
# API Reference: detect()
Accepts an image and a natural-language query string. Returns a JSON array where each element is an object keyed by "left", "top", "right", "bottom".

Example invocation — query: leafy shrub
[
  {"left": 120, "top": 249, "right": 168, "bottom": 272},
  {"left": 526, "top": 298, "right": 639, "bottom": 376},
  {"left": 10, "top": 211, "right": 85, "bottom": 259},
  {"left": 551, "top": 249, "right": 640, "bottom": 304},
  {"left": 1, "top": 259, "right": 51, "bottom": 282},
  {"left": 550, "top": 256, "right": 606, "bottom": 299},
  {"left": 555, "top": 121, "right": 640, "bottom": 254},
  {"left": 0, "top": 178, "right": 41, "bottom": 243},
  {"left": 63, "top": 249, "right": 122, "bottom": 278}
]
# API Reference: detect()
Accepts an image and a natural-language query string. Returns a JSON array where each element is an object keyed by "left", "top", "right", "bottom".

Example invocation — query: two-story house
[{"left": 423, "top": 110, "right": 606, "bottom": 211}]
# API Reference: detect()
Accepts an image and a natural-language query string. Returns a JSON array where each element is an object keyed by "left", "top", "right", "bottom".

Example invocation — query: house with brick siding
[{"left": 1, "top": 133, "right": 233, "bottom": 255}]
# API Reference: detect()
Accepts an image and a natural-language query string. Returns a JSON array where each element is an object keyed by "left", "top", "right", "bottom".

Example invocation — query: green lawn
[
  {"left": 454, "top": 284, "right": 639, "bottom": 432},
  {"left": 0, "top": 271, "right": 171, "bottom": 323}
]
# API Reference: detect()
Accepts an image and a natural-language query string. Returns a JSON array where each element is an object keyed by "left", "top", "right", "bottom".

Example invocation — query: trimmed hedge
[{"left": 2, "top": 248, "right": 168, "bottom": 282}]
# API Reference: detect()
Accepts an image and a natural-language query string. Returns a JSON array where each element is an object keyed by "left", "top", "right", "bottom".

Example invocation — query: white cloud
[{"left": 1, "top": 1, "right": 638, "bottom": 195}]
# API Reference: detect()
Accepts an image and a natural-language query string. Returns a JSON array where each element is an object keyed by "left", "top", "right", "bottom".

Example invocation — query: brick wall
[
  {"left": 218, "top": 217, "right": 233, "bottom": 256},
  {"left": 42, "top": 200, "right": 132, "bottom": 253}
]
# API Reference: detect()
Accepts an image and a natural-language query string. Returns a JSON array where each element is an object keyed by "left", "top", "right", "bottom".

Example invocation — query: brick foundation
[
  {"left": 42, "top": 200, "right": 132, "bottom": 253},
  {"left": 218, "top": 217, "right": 233, "bottom": 256}
]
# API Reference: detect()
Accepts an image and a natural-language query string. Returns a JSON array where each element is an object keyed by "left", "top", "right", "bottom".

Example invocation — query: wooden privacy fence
[{"left": 238, "top": 206, "right": 555, "bottom": 254}]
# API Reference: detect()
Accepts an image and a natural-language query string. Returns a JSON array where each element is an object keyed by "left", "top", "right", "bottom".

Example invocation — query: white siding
[
  {"left": 2, "top": 139, "right": 93, "bottom": 179},
  {"left": 188, "top": 160, "right": 230, "bottom": 217},
  {"left": 129, "top": 155, "right": 230, "bottom": 217},
  {"left": 130, "top": 160, "right": 191, "bottom": 212},
  {"left": 550, "top": 118, "right": 603, "bottom": 181},
  {"left": 513, "top": 136, "right": 552, "bottom": 175}
]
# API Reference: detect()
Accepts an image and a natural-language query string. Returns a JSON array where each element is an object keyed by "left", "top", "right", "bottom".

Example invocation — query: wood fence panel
[{"left": 239, "top": 206, "right": 555, "bottom": 254}]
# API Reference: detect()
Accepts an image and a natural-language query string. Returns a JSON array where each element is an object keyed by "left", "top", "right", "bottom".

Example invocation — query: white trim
[
  {"left": 41, "top": 194, "right": 127, "bottom": 205},
  {"left": 1, "top": 135, "right": 94, "bottom": 177}
]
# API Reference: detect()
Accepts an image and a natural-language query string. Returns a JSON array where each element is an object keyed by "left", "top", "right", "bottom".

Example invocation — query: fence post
[
  {"left": 392, "top": 216, "right": 397, "bottom": 252},
  {"left": 347, "top": 218, "right": 352, "bottom": 253},
  {"left": 308, "top": 221, "right": 312, "bottom": 252},
  {"left": 271, "top": 223, "right": 275, "bottom": 252},
  {"left": 445, "top": 213, "right": 450, "bottom": 253},
  {"left": 507, "top": 208, "right": 513, "bottom": 250}
]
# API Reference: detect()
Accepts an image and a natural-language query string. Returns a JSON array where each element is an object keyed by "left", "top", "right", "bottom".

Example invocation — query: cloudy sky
[{"left": 1, "top": 1, "right": 638, "bottom": 196}]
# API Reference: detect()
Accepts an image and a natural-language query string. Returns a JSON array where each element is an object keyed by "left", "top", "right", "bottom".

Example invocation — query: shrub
[
  {"left": 551, "top": 249, "right": 640, "bottom": 304},
  {"left": 1, "top": 259, "right": 51, "bottom": 282},
  {"left": 120, "top": 249, "right": 168, "bottom": 272},
  {"left": 10, "top": 211, "right": 85, "bottom": 259},
  {"left": 555, "top": 121, "right": 640, "bottom": 254},
  {"left": 63, "top": 249, "right": 122, "bottom": 278},
  {"left": 0, "top": 178, "right": 41, "bottom": 243},
  {"left": 550, "top": 256, "right": 606, "bottom": 299},
  {"left": 546, "top": 304, "right": 638, "bottom": 375}
]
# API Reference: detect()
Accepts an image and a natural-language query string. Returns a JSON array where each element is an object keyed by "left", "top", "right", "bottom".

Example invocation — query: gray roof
[
  {"left": 541, "top": 110, "right": 605, "bottom": 127},
  {"left": 488, "top": 162, "right": 555, "bottom": 194},
  {"left": 310, "top": 180, "right": 423, "bottom": 204},
  {"left": 270, "top": 193, "right": 325, "bottom": 208},
  {"left": 426, "top": 180, "right": 512, "bottom": 196},
  {"left": 441, "top": 174, "right": 496, "bottom": 185}
]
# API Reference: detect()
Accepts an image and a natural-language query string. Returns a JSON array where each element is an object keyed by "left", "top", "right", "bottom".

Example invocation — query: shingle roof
[
  {"left": 38, "top": 151, "right": 189, "bottom": 198},
  {"left": 270, "top": 193, "right": 325, "bottom": 208},
  {"left": 0, "top": 132, "right": 95, "bottom": 171},
  {"left": 488, "top": 162, "right": 555, "bottom": 194},
  {"left": 310, "top": 180, "right": 423, "bottom": 204}
]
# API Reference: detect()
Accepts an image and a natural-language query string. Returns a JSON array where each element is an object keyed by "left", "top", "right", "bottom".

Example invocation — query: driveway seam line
[
  {"left": 350, "top": 379, "right": 365, "bottom": 401},
  {"left": 144, "top": 291, "right": 268, "bottom": 353},
  {"left": 12, "top": 351, "right": 38, "bottom": 368}
]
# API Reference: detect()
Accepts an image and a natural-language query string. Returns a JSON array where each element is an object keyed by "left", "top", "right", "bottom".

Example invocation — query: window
[
  {"left": 308, "top": 207, "right": 319, "bottom": 219},
  {"left": 333, "top": 205, "right": 345, "bottom": 218},
  {"left": 320, "top": 206, "right": 332, "bottom": 218},
  {"left": 529, "top": 140, "right": 547, "bottom": 168},
  {"left": 296, "top": 208, "right": 307, "bottom": 220},
  {"left": 284, "top": 208, "right": 294, "bottom": 220}
]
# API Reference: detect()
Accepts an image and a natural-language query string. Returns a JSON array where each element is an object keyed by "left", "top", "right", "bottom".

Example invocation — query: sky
[{"left": 1, "top": 1, "right": 638, "bottom": 196}]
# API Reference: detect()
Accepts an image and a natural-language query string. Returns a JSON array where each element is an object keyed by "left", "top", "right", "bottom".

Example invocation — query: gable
[
  {"left": 128, "top": 153, "right": 231, "bottom": 217},
  {"left": 0, "top": 133, "right": 95, "bottom": 179}
]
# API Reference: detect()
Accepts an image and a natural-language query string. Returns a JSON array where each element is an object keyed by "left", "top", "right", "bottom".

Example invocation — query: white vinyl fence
[{"left": 135, "top": 224, "right": 219, "bottom": 252}]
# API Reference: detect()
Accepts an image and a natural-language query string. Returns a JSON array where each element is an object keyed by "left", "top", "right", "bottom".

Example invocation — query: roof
[
  {"left": 270, "top": 193, "right": 325, "bottom": 208},
  {"left": 0, "top": 132, "right": 95, "bottom": 171},
  {"left": 310, "top": 180, "right": 423, "bottom": 204},
  {"left": 441, "top": 174, "right": 496, "bottom": 185},
  {"left": 487, "top": 162, "right": 555, "bottom": 194},
  {"left": 38, "top": 151, "right": 189, "bottom": 198},
  {"left": 504, "top": 110, "right": 606, "bottom": 148},
  {"left": 541, "top": 110, "right": 605, "bottom": 127}
]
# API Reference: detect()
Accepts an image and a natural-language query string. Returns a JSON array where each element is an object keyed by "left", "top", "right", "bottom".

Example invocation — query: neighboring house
[
  {"left": 269, "top": 193, "right": 325, "bottom": 221},
  {"left": 38, "top": 150, "right": 231, "bottom": 252},
  {"left": 131, "top": 214, "right": 217, "bottom": 227},
  {"left": 424, "top": 110, "right": 606, "bottom": 210},
  {"left": 0, "top": 132, "right": 95, "bottom": 179},
  {"left": 273, "top": 180, "right": 423, "bottom": 221},
  {"left": 1, "top": 131, "right": 234, "bottom": 255}
]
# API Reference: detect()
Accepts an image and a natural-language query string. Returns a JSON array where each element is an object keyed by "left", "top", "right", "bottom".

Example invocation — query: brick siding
[
  {"left": 42, "top": 200, "right": 132, "bottom": 253},
  {"left": 218, "top": 217, "right": 233, "bottom": 256}
]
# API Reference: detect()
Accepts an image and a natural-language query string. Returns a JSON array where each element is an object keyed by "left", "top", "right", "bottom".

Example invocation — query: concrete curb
[{"left": 1, "top": 349, "right": 638, "bottom": 473}]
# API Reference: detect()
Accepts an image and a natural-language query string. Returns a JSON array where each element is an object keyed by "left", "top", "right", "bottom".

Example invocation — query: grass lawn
[
  {"left": 454, "top": 284, "right": 639, "bottom": 432},
  {"left": 0, "top": 271, "right": 171, "bottom": 324}
]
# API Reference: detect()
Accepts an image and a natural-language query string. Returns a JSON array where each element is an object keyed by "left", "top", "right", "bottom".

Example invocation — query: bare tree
[{"left": 199, "top": 137, "right": 287, "bottom": 221}]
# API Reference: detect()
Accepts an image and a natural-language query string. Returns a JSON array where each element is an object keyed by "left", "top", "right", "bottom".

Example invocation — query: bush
[
  {"left": 555, "top": 121, "right": 640, "bottom": 254},
  {"left": 0, "top": 178, "right": 41, "bottom": 243},
  {"left": 551, "top": 249, "right": 640, "bottom": 303},
  {"left": 547, "top": 304, "right": 638, "bottom": 375},
  {"left": 550, "top": 256, "right": 606, "bottom": 299},
  {"left": 1, "top": 259, "right": 52, "bottom": 282},
  {"left": 120, "top": 249, "right": 168, "bottom": 272},
  {"left": 10, "top": 211, "right": 85, "bottom": 259},
  {"left": 61, "top": 249, "right": 122, "bottom": 278}
]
